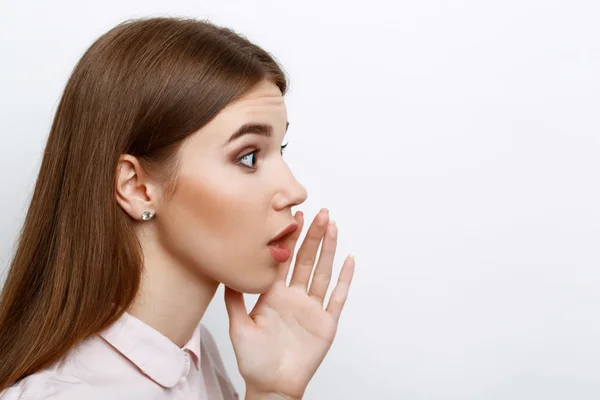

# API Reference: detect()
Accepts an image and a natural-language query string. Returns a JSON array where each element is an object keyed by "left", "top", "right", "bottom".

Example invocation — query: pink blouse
[{"left": 0, "top": 312, "right": 239, "bottom": 399}]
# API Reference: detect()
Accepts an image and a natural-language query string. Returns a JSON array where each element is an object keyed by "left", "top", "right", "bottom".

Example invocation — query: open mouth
[
  {"left": 267, "top": 223, "right": 298, "bottom": 263},
  {"left": 268, "top": 223, "right": 298, "bottom": 245}
]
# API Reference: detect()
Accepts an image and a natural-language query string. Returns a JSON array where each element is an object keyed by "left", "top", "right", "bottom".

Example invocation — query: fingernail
[
  {"left": 296, "top": 211, "right": 304, "bottom": 217},
  {"left": 348, "top": 253, "right": 354, "bottom": 259},
  {"left": 329, "top": 220, "right": 336, "bottom": 226},
  {"left": 321, "top": 208, "right": 329, "bottom": 215}
]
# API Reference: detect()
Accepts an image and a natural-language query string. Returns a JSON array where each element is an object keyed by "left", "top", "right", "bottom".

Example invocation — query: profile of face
[{"left": 131, "top": 80, "right": 308, "bottom": 294}]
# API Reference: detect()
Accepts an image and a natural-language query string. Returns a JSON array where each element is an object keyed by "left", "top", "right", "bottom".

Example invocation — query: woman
[{"left": 0, "top": 16, "right": 355, "bottom": 400}]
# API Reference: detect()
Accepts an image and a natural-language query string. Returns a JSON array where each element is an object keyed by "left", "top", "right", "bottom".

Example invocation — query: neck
[{"left": 128, "top": 228, "right": 219, "bottom": 347}]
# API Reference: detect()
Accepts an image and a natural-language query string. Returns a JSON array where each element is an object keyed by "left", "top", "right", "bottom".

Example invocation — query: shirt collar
[{"left": 99, "top": 311, "right": 202, "bottom": 388}]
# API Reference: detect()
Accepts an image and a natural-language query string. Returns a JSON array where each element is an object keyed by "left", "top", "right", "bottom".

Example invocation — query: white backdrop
[{"left": 1, "top": 1, "right": 600, "bottom": 399}]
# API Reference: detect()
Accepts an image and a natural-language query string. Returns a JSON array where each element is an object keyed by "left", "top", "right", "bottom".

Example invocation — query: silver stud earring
[{"left": 141, "top": 211, "right": 154, "bottom": 221}]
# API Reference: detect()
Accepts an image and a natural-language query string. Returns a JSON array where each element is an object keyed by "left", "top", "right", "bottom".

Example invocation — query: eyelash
[{"left": 237, "top": 143, "right": 289, "bottom": 171}]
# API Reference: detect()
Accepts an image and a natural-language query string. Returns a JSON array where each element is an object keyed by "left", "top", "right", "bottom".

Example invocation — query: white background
[{"left": 1, "top": 1, "right": 600, "bottom": 399}]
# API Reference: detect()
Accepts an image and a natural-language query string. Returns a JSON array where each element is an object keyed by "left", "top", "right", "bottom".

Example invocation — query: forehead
[
  {"left": 189, "top": 81, "right": 288, "bottom": 148},
  {"left": 224, "top": 80, "right": 286, "bottom": 114}
]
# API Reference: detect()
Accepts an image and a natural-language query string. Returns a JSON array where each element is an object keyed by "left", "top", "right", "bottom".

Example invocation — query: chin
[{"left": 228, "top": 267, "right": 278, "bottom": 294}]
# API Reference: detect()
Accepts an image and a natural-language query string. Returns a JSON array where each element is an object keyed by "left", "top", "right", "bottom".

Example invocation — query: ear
[{"left": 115, "top": 154, "right": 162, "bottom": 221}]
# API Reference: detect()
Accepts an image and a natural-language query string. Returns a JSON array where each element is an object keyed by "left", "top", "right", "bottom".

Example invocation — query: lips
[
  {"left": 268, "top": 222, "right": 299, "bottom": 245},
  {"left": 267, "top": 222, "right": 298, "bottom": 263},
  {"left": 268, "top": 242, "right": 291, "bottom": 263}
]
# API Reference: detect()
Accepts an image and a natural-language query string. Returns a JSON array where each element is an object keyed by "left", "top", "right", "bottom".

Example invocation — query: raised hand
[{"left": 224, "top": 209, "right": 355, "bottom": 400}]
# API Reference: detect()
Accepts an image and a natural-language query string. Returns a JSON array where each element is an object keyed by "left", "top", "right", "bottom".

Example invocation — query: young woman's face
[{"left": 156, "top": 80, "right": 307, "bottom": 293}]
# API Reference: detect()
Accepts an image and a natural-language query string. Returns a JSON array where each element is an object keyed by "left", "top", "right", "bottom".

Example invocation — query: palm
[{"left": 224, "top": 210, "right": 355, "bottom": 399}]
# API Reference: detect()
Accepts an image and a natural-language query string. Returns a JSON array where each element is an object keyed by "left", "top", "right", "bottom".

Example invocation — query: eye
[
  {"left": 239, "top": 150, "right": 258, "bottom": 169},
  {"left": 237, "top": 143, "right": 289, "bottom": 171}
]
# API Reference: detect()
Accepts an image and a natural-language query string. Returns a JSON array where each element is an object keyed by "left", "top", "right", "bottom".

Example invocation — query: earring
[{"left": 141, "top": 211, "right": 154, "bottom": 221}]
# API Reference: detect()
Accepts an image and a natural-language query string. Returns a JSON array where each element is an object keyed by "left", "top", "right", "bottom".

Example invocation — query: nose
[{"left": 272, "top": 164, "right": 308, "bottom": 211}]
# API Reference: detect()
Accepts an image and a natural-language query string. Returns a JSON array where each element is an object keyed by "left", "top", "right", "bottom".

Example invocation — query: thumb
[{"left": 224, "top": 286, "right": 250, "bottom": 328}]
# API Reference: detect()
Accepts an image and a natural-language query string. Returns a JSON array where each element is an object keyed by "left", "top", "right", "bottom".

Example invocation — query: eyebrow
[{"left": 225, "top": 121, "right": 289, "bottom": 145}]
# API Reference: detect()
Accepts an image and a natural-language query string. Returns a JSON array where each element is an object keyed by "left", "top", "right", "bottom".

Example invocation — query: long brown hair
[{"left": 0, "top": 16, "right": 288, "bottom": 390}]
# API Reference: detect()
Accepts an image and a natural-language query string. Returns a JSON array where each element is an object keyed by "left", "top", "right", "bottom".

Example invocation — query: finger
[
  {"left": 308, "top": 220, "right": 338, "bottom": 304},
  {"left": 276, "top": 210, "right": 305, "bottom": 282},
  {"left": 326, "top": 255, "right": 355, "bottom": 322},
  {"left": 289, "top": 209, "right": 330, "bottom": 290},
  {"left": 224, "top": 286, "right": 251, "bottom": 330}
]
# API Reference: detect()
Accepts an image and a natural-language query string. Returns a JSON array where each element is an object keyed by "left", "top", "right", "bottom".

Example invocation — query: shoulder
[
  {"left": 0, "top": 369, "right": 111, "bottom": 400},
  {"left": 0, "top": 369, "right": 54, "bottom": 400},
  {"left": 1, "top": 367, "right": 157, "bottom": 400},
  {"left": 0, "top": 335, "right": 156, "bottom": 400}
]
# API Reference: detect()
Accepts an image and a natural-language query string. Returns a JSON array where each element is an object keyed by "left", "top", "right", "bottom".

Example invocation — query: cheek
[
  {"left": 175, "top": 172, "right": 265, "bottom": 238},
  {"left": 184, "top": 180, "right": 241, "bottom": 237},
  {"left": 169, "top": 143, "right": 274, "bottom": 238},
  {"left": 155, "top": 144, "right": 279, "bottom": 292},
  {"left": 160, "top": 167, "right": 272, "bottom": 282}
]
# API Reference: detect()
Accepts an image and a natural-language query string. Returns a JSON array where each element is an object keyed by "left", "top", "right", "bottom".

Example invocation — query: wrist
[{"left": 244, "top": 389, "right": 301, "bottom": 400}]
